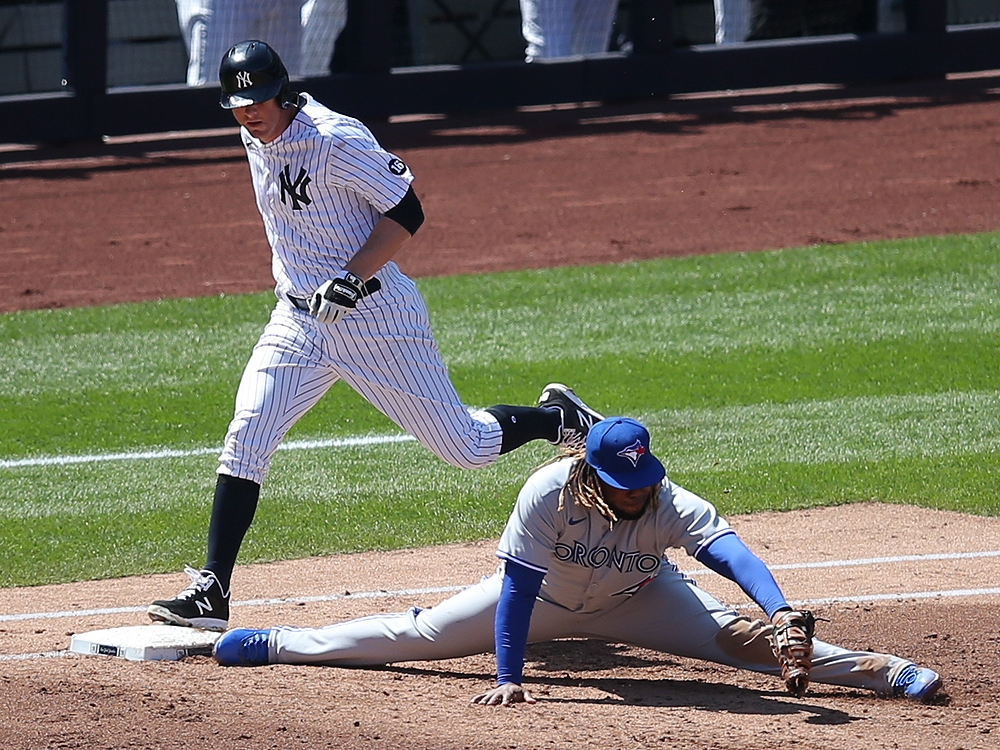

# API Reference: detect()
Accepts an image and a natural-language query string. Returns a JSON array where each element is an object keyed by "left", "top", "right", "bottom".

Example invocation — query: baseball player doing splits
[
  {"left": 213, "top": 417, "right": 944, "bottom": 705},
  {"left": 147, "top": 40, "right": 603, "bottom": 632}
]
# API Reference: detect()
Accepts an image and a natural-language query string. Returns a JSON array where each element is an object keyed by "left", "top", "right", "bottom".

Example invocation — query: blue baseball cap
[{"left": 585, "top": 417, "right": 666, "bottom": 490}]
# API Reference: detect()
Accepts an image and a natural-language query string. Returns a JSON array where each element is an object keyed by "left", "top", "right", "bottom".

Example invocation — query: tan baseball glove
[{"left": 769, "top": 609, "right": 816, "bottom": 697}]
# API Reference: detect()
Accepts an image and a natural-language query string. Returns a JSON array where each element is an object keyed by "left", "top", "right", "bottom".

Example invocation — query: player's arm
[
  {"left": 697, "top": 531, "right": 817, "bottom": 698},
  {"left": 666, "top": 483, "right": 790, "bottom": 619},
  {"left": 343, "top": 186, "right": 424, "bottom": 280},
  {"left": 470, "top": 560, "right": 544, "bottom": 707},
  {"left": 331, "top": 186, "right": 422, "bottom": 284},
  {"left": 309, "top": 188, "right": 424, "bottom": 323},
  {"left": 694, "top": 531, "right": 790, "bottom": 618}
]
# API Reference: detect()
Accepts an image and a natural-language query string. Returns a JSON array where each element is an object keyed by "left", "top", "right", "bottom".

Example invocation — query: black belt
[
  {"left": 287, "top": 277, "right": 382, "bottom": 311},
  {"left": 286, "top": 295, "right": 311, "bottom": 311}
]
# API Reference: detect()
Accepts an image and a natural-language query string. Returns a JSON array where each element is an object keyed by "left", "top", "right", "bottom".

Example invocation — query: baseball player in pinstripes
[
  {"left": 212, "top": 417, "right": 944, "bottom": 704},
  {"left": 179, "top": 0, "right": 304, "bottom": 86},
  {"left": 518, "top": 0, "right": 620, "bottom": 61},
  {"left": 147, "top": 40, "right": 603, "bottom": 632}
]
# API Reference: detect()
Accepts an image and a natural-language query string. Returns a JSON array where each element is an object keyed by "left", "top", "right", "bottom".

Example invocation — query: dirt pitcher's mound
[{"left": 1, "top": 503, "right": 998, "bottom": 750}]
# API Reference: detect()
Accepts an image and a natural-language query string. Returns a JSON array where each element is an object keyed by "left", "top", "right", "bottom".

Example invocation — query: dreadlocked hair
[{"left": 553, "top": 446, "right": 660, "bottom": 525}]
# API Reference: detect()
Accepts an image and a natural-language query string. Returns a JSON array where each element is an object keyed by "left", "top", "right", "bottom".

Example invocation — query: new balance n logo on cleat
[
  {"left": 147, "top": 565, "right": 231, "bottom": 631},
  {"left": 537, "top": 383, "right": 605, "bottom": 450}
]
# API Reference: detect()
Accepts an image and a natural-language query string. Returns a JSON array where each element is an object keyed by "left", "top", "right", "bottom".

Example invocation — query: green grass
[{"left": 1, "top": 233, "right": 998, "bottom": 587}]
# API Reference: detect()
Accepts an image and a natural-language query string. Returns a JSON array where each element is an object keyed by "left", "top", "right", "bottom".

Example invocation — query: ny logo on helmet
[{"left": 236, "top": 71, "right": 252, "bottom": 88}]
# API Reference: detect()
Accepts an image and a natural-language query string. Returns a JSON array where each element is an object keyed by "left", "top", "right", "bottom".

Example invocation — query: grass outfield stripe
[
  {"left": 2, "top": 389, "right": 994, "bottom": 472},
  {"left": 5, "top": 244, "right": 999, "bottom": 394},
  {"left": 648, "top": 389, "right": 1000, "bottom": 471},
  {"left": 433, "top": 268, "right": 1000, "bottom": 366},
  {"left": 1, "top": 238, "right": 997, "bottom": 586},
  {"left": 0, "top": 433, "right": 417, "bottom": 470}
]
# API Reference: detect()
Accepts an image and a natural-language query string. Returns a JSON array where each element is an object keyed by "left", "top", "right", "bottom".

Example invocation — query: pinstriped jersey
[
  {"left": 240, "top": 93, "right": 414, "bottom": 299},
  {"left": 497, "top": 459, "right": 732, "bottom": 614}
]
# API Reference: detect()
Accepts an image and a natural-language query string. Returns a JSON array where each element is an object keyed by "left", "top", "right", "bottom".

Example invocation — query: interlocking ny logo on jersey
[
  {"left": 279, "top": 165, "right": 312, "bottom": 210},
  {"left": 236, "top": 71, "right": 252, "bottom": 88}
]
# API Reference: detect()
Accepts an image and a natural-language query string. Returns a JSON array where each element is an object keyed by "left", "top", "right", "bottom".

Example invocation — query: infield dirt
[{"left": 2, "top": 74, "right": 1000, "bottom": 749}]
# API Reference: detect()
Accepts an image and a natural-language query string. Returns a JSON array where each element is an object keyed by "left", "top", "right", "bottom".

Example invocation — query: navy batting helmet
[{"left": 219, "top": 40, "right": 297, "bottom": 110}]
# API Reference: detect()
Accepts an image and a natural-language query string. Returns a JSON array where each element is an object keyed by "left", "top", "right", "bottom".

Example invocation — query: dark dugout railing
[{"left": 0, "top": 0, "right": 998, "bottom": 144}]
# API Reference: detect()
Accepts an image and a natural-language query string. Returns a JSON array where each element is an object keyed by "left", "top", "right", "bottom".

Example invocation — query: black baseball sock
[
  {"left": 485, "top": 404, "right": 561, "bottom": 453},
  {"left": 204, "top": 474, "right": 260, "bottom": 592}
]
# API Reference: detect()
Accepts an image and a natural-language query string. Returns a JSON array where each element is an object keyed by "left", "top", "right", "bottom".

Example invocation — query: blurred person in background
[{"left": 518, "top": 0, "right": 619, "bottom": 60}]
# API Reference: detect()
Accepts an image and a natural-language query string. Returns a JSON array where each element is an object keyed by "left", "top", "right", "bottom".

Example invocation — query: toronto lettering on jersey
[
  {"left": 279, "top": 165, "right": 312, "bottom": 210},
  {"left": 554, "top": 541, "right": 660, "bottom": 574}
]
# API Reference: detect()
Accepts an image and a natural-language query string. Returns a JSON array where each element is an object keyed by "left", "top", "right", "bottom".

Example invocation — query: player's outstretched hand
[
  {"left": 470, "top": 683, "right": 537, "bottom": 707},
  {"left": 309, "top": 272, "right": 365, "bottom": 324}
]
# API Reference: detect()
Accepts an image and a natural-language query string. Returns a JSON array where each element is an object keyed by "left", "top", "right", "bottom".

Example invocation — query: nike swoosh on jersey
[{"left": 567, "top": 517, "right": 586, "bottom": 525}]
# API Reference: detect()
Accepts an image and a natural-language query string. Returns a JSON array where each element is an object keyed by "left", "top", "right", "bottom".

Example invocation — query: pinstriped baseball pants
[{"left": 218, "top": 269, "right": 503, "bottom": 485}]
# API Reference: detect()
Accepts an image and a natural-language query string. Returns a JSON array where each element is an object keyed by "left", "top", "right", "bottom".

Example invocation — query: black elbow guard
[{"left": 385, "top": 186, "right": 425, "bottom": 236}]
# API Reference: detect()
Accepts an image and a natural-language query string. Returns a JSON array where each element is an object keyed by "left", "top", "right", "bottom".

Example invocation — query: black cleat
[
  {"left": 537, "top": 383, "right": 604, "bottom": 450},
  {"left": 148, "top": 566, "right": 230, "bottom": 631}
]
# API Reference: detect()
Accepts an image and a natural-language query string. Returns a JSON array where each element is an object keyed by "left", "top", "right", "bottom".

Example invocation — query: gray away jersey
[
  {"left": 240, "top": 93, "right": 414, "bottom": 300},
  {"left": 497, "top": 459, "right": 732, "bottom": 614}
]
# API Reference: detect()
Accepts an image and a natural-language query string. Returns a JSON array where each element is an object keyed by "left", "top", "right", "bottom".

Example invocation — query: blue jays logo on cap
[
  {"left": 585, "top": 417, "right": 666, "bottom": 490},
  {"left": 617, "top": 439, "right": 646, "bottom": 467}
]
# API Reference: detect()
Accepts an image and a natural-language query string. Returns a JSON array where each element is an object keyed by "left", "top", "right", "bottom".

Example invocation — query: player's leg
[
  {"left": 256, "top": 0, "right": 303, "bottom": 83},
  {"left": 520, "top": 0, "right": 572, "bottom": 59},
  {"left": 148, "top": 305, "right": 338, "bottom": 629},
  {"left": 327, "top": 271, "right": 599, "bottom": 468},
  {"left": 215, "top": 569, "right": 584, "bottom": 667},
  {"left": 200, "top": 0, "right": 253, "bottom": 87},
  {"left": 569, "top": 0, "right": 618, "bottom": 55},
  {"left": 580, "top": 568, "right": 937, "bottom": 698},
  {"left": 299, "top": 0, "right": 348, "bottom": 77},
  {"left": 217, "top": 572, "right": 505, "bottom": 666},
  {"left": 175, "top": 0, "right": 210, "bottom": 85},
  {"left": 715, "top": 0, "right": 753, "bottom": 44}
]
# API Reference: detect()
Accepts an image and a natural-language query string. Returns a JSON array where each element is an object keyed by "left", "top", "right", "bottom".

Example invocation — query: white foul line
[
  {"left": 2, "top": 547, "right": 1000, "bottom": 662},
  {"left": 0, "top": 433, "right": 417, "bottom": 470},
  {"left": 3, "top": 549, "right": 999, "bottom": 625},
  {"left": 3, "top": 584, "right": 998, "bottom": 664},
  {"left": 0, "top": 585, "right": 469, "bottom": 623}
]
